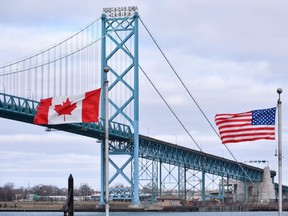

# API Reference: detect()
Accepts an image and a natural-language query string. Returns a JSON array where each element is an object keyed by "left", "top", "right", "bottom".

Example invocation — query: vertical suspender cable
[
  {"left": 53, "top": 46, "right": 56, "bottom": 96},
  {"left": 86, "top": 26, "right": 89, "bottom": 91},
  {"left": 81, "top": 30, "right": 84, "bottom": 93},
  {"left": 28, "top": 58, "right": 32, "bottom": 96},
  {"left": 48, "top": 49, "right": 50, "bottom": 97},
  {"left": 41, "top": 53, "right": 44, "bottom": 99},
  {"left": 65, "top": 40, "right": 68, "bottom": 95},
  {"left": 21, "top": 61, "right": 25, "bottom": 97},
  {"left": 8, "top": 67, "right": 10, "bottom": 94},
  {"left": 70, "top": 40, "right": 72, "bottom": 95},
  {"left": 88, "top": 26, "right": 91, "bottom": 90},
  {"left": 34, "top": 55, "right": 37, "bottom": 99},
  {"left": 16, "top": 62, "right": 19, "bottom": 96},
  {"left": 59, "top": 44, "right": 62, "bottom": 96},
  {"left": 77, "top": 35, "right": 79, "bottom": 94}
]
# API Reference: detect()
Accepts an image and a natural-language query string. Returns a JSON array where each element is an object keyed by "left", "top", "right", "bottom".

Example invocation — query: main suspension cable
[
  {"left": 113, "top": 31, "right": 203, "bottom": 152},
  {"left": 139, "top": 17, "right": 262, "bottom": 194},
  {"left": 139, "top": 65, "right": 203, "bottom": 152}
]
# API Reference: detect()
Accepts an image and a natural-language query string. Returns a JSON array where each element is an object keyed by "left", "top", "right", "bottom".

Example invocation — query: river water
[{"left": 0, "top": 212, "right": 288, "bottom": 216}]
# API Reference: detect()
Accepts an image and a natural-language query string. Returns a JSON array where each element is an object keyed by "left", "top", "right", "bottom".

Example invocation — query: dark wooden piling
[{"left": 63, "top": 174, "right": 74, "bottom": 216}]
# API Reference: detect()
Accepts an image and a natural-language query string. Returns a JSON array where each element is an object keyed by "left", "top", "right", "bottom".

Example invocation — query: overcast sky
[{"left": 0, "top": 0, "right": 288, "bottom": 190}]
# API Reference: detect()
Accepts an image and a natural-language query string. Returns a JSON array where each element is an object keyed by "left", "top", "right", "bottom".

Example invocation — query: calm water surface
[{"left": 0, "top": 212, "right": 288, "bottom": 216}]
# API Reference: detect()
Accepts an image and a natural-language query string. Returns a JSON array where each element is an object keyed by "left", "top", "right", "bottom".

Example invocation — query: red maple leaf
[{"left": 54, "top": 98, "right": 77, "bottom": 121}]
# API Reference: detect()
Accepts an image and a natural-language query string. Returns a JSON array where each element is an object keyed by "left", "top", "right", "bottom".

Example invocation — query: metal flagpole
[
  {"left": 104, "top": 66, "right": 110, "bottom": 216},
  {"left": 277, "top": 88, "right": 282, "bottom": 216}
]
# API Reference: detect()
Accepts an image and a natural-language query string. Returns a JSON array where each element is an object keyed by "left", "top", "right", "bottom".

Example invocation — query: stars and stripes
[{"left": 215, "top": 107, "right": 276, "bottom": 144}]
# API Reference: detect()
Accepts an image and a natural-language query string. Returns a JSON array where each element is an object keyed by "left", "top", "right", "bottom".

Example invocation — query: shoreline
[{"left": 0, "top": 201, "right": 286, "bottom": 212}]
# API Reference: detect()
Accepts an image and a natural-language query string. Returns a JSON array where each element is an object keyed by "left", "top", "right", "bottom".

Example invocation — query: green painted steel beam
[
  {"left": 139, "top": 134, "right": 276, "bottom": 182},
  {"left": 0, "top": 93, "right": 132, "bottom": 141}
]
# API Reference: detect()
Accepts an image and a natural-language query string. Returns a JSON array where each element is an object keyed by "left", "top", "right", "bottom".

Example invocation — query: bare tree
[{"left": 0, "top": 182, "right": 14, "bottom": 201}]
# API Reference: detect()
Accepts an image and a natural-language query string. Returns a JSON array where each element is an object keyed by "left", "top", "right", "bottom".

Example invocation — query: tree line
[{"left": 0, "top": 182, "right": 96, "bottom": 202}]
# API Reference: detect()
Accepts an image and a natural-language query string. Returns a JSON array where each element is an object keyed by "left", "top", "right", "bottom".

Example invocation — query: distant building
[{"left": 157, "top": 195, "right": 181, "bottom": 207}]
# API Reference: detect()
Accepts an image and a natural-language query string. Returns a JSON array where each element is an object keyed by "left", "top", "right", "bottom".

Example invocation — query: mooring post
[
  {"left": 68, "top": 174, "right": 74, "bottom": 216},
  {"left": 64, "top": 174, "right": 74, "bottom": 216}
]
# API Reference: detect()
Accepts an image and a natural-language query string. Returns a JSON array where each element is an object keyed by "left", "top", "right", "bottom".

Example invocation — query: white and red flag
[{"left": 34, "top": 88, "right": 101, "bottom": 125}]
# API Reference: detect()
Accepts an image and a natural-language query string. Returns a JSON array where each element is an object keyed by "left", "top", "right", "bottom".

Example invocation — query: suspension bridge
[{"left": 0, "top": 7, "right": 285, "bottom": 206}]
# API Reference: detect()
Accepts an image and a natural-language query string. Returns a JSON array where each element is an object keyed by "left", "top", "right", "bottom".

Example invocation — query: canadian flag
[{"left": 34, "top": 88, "right": 101, "bottom": 125}]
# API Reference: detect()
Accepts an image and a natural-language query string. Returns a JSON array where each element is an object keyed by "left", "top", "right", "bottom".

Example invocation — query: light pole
[
  {"left": 277, "top": 88, "right": 282, "bottom": 216},
  {"left": 104, "top": 66, "right": 110, "bottom": 216}
]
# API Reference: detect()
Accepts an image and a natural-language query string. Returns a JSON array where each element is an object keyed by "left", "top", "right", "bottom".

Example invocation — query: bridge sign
[{"left": 103, "top": 6, "right": 138, "bottom": 17}]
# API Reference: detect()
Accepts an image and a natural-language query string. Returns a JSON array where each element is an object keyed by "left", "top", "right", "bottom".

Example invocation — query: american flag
[{"left": 215, "top": 107, "right": 276, "bottom": 144}]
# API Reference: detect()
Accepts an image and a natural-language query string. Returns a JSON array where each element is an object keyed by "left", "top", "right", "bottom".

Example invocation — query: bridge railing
[
  {"left": 0, "top": 93, "right": 132, "bottom": 141},
  {"left": 0, "top": 92, "right": 37, "bottom": 115}
]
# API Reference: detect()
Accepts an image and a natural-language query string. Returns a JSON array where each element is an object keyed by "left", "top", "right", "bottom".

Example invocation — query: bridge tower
[{"left": 99, "top": 7, "right": 140, "bottom": 205}]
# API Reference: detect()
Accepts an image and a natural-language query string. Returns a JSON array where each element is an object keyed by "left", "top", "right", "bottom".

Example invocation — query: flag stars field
[
  {"left": 215, "top": 107, "right": 276, "bottom": 144},
  {"left": 252, "top": 108, "right": 276, "bottom": 125}
]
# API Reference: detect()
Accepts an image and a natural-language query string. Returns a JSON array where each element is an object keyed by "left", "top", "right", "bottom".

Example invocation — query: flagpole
[
  {"left": 277, "top": 88, "right": 282, "bottom": 216},
  {"left": 104, "top": 66, "right": 110, "bottom": 216}
]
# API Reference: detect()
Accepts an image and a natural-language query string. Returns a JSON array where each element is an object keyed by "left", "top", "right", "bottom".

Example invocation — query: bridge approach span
[
  {"left": 138, "top": 135, "right": 276, "bottom": 182},
  {"left": 0, "top": 93, "right": 276, "bottom": 183}
]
